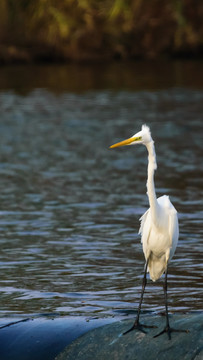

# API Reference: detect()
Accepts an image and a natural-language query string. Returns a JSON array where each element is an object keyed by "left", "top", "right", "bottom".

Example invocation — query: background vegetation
[{"left": 0, "top": 0, "right": 202, "bottom": 62}]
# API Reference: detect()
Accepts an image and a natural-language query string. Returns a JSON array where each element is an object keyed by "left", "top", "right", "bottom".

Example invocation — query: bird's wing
[
  {"left": 168, "top": 208, "right": 179, "bottom": 259},
  {"left": 139, "top": 209, "right": 150, "bottom": 237},
  {"left": 139, "top": 209, "right": 152, "bottom": 261}
]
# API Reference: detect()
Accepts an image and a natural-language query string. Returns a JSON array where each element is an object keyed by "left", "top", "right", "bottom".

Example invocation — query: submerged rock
[{"left": 56, "top": 313, "right": 203, "bottom": 360}]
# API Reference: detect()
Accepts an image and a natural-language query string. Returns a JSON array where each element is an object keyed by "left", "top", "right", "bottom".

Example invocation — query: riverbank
[{"left": 0, "top": 43, "right": 202, "bottom": 65}]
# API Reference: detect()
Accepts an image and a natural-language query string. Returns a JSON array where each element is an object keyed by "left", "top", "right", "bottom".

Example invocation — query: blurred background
[
  {"left": 0, "top": 0, "right": 202, "bottom": 321},
  {"left": 0, "top": 0, "right": 203, "bottom": 62}
]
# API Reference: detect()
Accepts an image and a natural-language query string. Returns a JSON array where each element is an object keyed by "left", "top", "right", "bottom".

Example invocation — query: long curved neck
[{"left": 145, "top": 141, "right": 159, "bottom": 222}]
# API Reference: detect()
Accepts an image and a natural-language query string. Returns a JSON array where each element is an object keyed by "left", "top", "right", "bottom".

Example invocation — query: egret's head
[{"left": 109, "top": 125, "right": 152, "bottom": 149}]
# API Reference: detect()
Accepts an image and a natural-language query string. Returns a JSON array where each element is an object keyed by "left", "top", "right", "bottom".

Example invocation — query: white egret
[{"left": 110, "top": 124, "right": 187, "bottom": 339}]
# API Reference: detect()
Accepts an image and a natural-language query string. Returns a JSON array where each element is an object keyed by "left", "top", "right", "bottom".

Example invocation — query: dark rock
[
  {"left": 0, "top": 315, "right": 116, "bottom": 360},
  {"left": 55, "top": 313, "right": 203, "bottom": 360}
]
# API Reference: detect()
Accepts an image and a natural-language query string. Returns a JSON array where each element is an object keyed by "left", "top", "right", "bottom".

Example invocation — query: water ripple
[{"left": 0, "top": 88, "right": 202, "bottom": 317}]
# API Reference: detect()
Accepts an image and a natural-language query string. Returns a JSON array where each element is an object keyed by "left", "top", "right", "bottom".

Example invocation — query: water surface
[{"left": 0, "top": 63, "right": 202, "bottom": 319}]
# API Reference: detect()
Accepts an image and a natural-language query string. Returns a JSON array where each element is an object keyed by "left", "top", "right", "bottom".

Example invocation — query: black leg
[
  {"left": 123, "top": 258, "right": 156, "bottom": 335},
  {"left": 154, "top": 267, "right": 171, "bottom": 339},
  {"left": 154, "top": 267, "right": 189, "bottom": 340}
]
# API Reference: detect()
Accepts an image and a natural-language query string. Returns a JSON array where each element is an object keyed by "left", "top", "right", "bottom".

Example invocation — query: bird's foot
[
  {"left": 154, "top": 325, "right": 189, "bottom": 340},
  {"left": 123, "top": 319, "right": 157, "bottom": 335}
]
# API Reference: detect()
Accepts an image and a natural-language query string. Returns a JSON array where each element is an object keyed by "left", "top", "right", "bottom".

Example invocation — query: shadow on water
[{"left": 0, "top": 61, "right": 202, "bottom": 325}]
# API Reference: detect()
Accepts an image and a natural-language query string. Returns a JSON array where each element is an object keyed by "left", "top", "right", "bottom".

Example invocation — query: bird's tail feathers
[{"left": 148, "top": 253, "right": 167, "bottom": 282}]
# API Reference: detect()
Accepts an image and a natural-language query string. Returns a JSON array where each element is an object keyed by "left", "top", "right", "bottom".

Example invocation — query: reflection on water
[
  {"left": 0, "top": 69, "right": 202, "bottom": 318},
  {"left": 0, "top": 60, "right": 203, "bottom": 94}
]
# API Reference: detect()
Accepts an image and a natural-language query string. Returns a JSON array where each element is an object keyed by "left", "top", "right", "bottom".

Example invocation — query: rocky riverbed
[{"left": 56, "top": 313, "right": 203, "bottom": 360}]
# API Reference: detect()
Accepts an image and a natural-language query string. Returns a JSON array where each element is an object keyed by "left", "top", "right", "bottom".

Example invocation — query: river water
[{"left": 0, "top": 61, "right": 202, "bottom": 320}]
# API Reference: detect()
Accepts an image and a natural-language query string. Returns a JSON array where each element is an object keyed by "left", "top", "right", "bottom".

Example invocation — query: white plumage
[
  {"left": 110, "top": 124, "right": 179, "bottom": 280},
  {"left": 140, "top": 195, "right": 179, "bottom": 281}
]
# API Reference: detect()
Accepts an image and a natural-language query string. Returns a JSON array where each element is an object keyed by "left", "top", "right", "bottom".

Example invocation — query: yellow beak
[{"left": 109, "top": 136, "right": 142, "bottom": 149}]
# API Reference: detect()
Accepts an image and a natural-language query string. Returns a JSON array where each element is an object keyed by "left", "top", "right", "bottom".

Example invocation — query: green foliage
[{"left": 0, "top": 0, "right": 202, "bottom": 60}]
